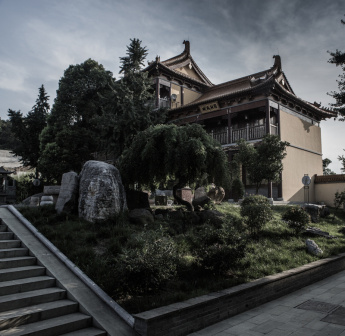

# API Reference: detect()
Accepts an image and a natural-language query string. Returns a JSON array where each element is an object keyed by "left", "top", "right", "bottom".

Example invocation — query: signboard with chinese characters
[{"left": 199, "top": 101, "right": 219, "bottom": 113}]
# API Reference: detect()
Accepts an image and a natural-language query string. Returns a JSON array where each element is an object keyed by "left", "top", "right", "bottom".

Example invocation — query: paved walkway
[{"left": 189, "top": 269, "right": 345, "bottom": 336}]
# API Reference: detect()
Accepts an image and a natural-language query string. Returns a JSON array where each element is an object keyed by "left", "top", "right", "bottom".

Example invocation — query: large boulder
[
  {"left": 55, "top": 172, "right": 79, "bottom": 214},
  {"left": 207, "top": 186, "right": 225, "bottom": 204},
  {"left": 78, "top": 161, "right": 127, "bottom": 223},
  {"left": 192, "top": 195, "right": 211, "bottom": 209},
  {"left": 126, "top": 189, "right": 150, "bottom": 210},
  {"left": 128, "top": 208, "right": 154, "bottom": 225}
]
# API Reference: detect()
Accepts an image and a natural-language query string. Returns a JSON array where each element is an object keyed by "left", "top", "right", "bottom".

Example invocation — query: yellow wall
[
  {"left": 176, "top": 65, "right": 202, "bottom": 81},
  {"left": 282, "top": 147, "right": 322, "bottom": 202},
  {"left": 183, "top": 88, "right": 202, "bottom": 105},
  {"left": 280, "top": 110, "right": 321, "bottom": 153},
  {"left": 171, "top": 84, "right": 181, "bottom": 109},
  {"left": 315, "top": 182, "right": 345, "bottom": 207},
  {"left": 280, "top": 110, "right": 322, "bottom": 202}
]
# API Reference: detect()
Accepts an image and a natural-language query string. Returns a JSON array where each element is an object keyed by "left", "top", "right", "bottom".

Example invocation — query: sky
[{"left": 0, "top": 0, "right": 344, "bottom": 172}]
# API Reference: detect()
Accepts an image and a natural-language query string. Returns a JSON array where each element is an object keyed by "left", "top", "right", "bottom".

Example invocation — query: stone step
[
  {"left": 0, "top": 299, "right": 79, "bottom": 330},
  {"left": 0, "top": 287, "right": 66, "bottom": 312},
  {"left": 60, "top": 327, "right": 107, "bottom": 336},
  {"left": 0, "top": 247, "right": 29, "bottom": 258},
  {"left": 0, "top": 225, "right": 7, "bottom": 232},
  {"left": 0, "top": 239, "right": 21, "bottom": 249},
  {"left": 0, "top": 231, "right": 14, "bottom": 240},
  {"left": 0, "top": 256, "right": 36, "bottom": 269},
  {"left": 0, "top": 265, "right": 46, "bottom": 282},
  {"left": 3, "top": 312, "right": 92, "bottom": 336},
  {"left": 0, "top": 276, "right": 56, "bottom": 296}
]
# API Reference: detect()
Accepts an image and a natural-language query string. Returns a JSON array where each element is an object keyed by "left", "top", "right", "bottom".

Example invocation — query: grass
[{"left": 18, "top": 203, "right": 345, "bottom": 314}]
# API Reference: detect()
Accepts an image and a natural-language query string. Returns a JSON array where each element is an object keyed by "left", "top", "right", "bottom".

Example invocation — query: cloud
[{"left": 0, "top": 60, "right": 28, "bottom": 92}]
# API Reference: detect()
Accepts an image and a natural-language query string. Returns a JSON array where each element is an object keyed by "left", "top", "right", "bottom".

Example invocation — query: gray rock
[
  {"left": 40, "top": 195, "right": 54, "bottom": 206},
  {"left": 306, "top": 239, "right": 323, "bottom": 256},
  {"left": 306, "top": 227, "right": 336, "bottom": 239},
  {"left": 129, "top": 208, "right": 154, "bottom": 225},
  {"left": 194, "top": 187, "right": 207, "bottom": 200},
  {"left": 192, "top": 195, "right": 211, "bottom": 208},
  {"left": 44, "top": 185, "right": 61, "bottom": 195},
  {"left": 29, "top": 196, "right": 40, "bottom": 207},
  {"left": 78, "top": 161, "right": 127, "bottom": 223},
  {"left": 55, "top": 172, "right": 79, "bottom": 214},
  {"left": 207, "top": 186, "right": 225, "bottom": 204},
  {"left": 303, "top": 204, "right": 327, "bottom": 223}
]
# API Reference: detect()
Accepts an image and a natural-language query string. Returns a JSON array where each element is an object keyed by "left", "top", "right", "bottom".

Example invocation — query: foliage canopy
[
  {"left": 235, "top": 134, "right": 289, "bottom": 193},
  {"left": 119, "top": 124, "right": 230, "bottom": 209},
  {"left": 39, "top": 59, "right": 114, "bottom": 181},
  {"left": 328, "top": 16, "right": 345, "bottom": 119}
]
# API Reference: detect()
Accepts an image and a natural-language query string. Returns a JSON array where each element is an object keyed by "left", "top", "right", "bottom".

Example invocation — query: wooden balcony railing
[{"left": 210, "top": 124, "right": 278, "bottom": 145}]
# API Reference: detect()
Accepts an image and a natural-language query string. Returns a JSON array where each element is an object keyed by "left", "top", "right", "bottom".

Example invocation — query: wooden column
[
  {"left": 266, "top": 99, "right": 271, "bottom": 135},
  {"left": 227, "top": 108, "right": 232, "bottom": 144},
  {"left": 156, "top": 78, "right": 160, "bottom": 108},
  {"left": 266, "top": 99, "right": 272, "bottom": 198}
]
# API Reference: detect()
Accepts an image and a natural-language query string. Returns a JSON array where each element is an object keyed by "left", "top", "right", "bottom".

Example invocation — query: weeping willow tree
[{"left": 119, "top": 124, "right": 230, "bottom": 211}]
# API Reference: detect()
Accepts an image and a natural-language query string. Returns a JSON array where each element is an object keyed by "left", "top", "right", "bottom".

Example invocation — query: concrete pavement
[{"left": 189, "top": 269, "right": 345, "bottom": 336}]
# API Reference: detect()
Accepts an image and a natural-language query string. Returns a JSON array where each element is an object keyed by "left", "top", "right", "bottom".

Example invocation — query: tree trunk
[{"left": 173, "top": 180, "right": 194, "bottom": 212}]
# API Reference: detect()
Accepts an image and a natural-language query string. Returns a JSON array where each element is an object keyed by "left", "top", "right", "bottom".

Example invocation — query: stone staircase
[{"left": 0, "top": 221, "right": 107, "bottom": 335}]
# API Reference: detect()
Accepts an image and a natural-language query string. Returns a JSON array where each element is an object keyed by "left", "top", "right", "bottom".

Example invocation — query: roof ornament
[
  {"left": 273, "top": 55, "right": 282, "bottom": 71},
  {"left": 155, "top": 55, "right": 161, "bottom": 63},
  {"left": 183, "top": 40, "right": 190, "bottom": 55}
]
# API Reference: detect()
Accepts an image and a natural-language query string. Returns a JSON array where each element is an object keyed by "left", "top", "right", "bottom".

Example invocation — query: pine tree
[
  {"left": 119, "top": 38, "right": 148, "bottom": 75},
  {"left": 328, "top": 16, "right": 345, "bottom": 119},
  {"left": 8, "top": 85, "right": 50, "bottom": 177},
  {"left": 99, "top": 38, "right": 166, "bottom": 158}
]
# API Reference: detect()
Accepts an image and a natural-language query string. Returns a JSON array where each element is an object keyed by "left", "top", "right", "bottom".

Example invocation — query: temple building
[{"left": 144, "top": 41, "right": 337, "bottom": 202}]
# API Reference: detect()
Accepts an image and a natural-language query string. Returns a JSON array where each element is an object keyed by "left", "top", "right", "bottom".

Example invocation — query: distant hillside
[{"left": 0, "top": 150, "right": 22, "bottom": 169}]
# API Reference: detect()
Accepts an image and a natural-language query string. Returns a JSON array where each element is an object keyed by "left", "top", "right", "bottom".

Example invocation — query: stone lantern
[{"left": 0, "top": 166, "right": 15, "bottom": 204}]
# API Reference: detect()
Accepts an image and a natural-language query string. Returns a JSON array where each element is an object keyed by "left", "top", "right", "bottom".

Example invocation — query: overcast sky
[{"left": 0, "top": 0, "right": 344, "bottom": 172}]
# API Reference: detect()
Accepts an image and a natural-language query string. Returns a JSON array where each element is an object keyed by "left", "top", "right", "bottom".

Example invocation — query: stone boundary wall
[{"left": 133, "top": 253, "right": 345, "bottom": 336}]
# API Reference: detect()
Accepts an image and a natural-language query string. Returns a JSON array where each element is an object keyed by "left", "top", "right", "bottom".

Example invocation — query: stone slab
[{"left": 296, "top": 299, "right": 340, "bottom": 313}]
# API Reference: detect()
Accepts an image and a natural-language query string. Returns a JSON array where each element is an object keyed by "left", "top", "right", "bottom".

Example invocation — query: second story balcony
[{"left": 209, "top": 123, "right": 278, "bottom": 145}]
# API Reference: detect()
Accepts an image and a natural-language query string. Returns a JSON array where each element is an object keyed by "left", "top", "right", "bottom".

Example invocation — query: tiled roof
[{"left": 144, "top": 41, "right": 213, "bottom": 87}]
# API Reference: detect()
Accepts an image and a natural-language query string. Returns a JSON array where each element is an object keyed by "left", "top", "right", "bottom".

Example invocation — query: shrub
[
  {"left": 240, "top": 195, "right": 273, "bottom": 236},
  {"left": 115, "top": 230, "right": 179, "bottom": 295},
  {"left": 282, "top": 206, "right": 311, "bottom": 234},
  {"left": 232, "top": 178, "right": 245, "bottom": 200},
  {"left": 190, "top": 222, "right": 247, "bottom": 275}
]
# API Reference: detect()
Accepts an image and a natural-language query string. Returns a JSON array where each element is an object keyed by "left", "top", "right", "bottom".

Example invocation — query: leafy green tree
[
  {"left": 8, "top": 85, "right": 50, "bottom": 177},
  {"left": 323, "top": 158, "right": 335, "bottom": 175},
  {"left": 337, "top": 151, "right": 345, "bottom": 173},
  {"left": 328, "top": 15, "right": 345, "bottom": 119},
  {"left": 39, "top": 59, "right": 114, "bottom": 182},
  {"left": 0, "top": 118, "right": 20, "bottom": 150},
  {"left": 98, "top": 38, "right": 166, "bottom": 159},
  {"left": 235, "top": 134, "right": 289, "bottom": 194},
  {"left": 119, "top": 124, "right": 230, "bottom": 211}
]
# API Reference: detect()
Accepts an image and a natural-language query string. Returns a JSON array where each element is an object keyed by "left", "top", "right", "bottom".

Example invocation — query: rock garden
[{"left": 19, "top": 188, "right": 345, "bottom": 314}]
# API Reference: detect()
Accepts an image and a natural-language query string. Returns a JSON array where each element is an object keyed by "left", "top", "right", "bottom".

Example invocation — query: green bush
[
  {"left": 240, "top": 195, "right": 273, "bottom": 236},
  {"left": 282, "top": 206, "right": 311, "bottom": 234},
  {"left": 115, "top": 230, "right": 179, "bottom": 295},
  {"left": 232, "top": 178, "right": 245, "bottom": 200},
  {"left": 190, "top": 222, "right": 247, "bottom": 275}
]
